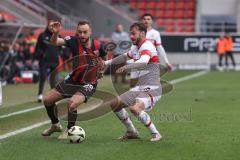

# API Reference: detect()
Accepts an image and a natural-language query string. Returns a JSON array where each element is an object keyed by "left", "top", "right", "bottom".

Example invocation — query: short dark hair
[
  {"left": 141, "top": 13, "right": 153, "bottom": 20},
  {"left": 78, "top": 20, "right": 92, "bottom": 28},
  {"left": 130, "top": 22, "right": 147, "bottom": 34}
]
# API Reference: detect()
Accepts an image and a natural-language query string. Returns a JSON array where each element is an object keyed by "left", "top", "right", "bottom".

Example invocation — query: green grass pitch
[{"left": 0, "top": 71, "right": 240, "bottom": 160}]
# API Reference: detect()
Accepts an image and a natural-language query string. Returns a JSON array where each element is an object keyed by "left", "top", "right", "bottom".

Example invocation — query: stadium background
[
  {"left": 1, "top": 0, "right": 240, "bottom": 73},
  {"left": 0, "top": 0, "right": 240, "bottom": 160}
]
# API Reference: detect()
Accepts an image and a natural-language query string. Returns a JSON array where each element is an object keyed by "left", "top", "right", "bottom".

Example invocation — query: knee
[
  {"left": 43, "top": 96, "right": 55, "bottom": 106},
  {"left": 129, "top": 105, "right": 138, "bottom": 115},
  {"left": 129, "top": 103, "right": 143, "bottom": 115},
  {"left": 110, "top": 98, "right": 117, "bottom": 108},
  {"left": 68, "top": 100, "right": 79, "bottom": 112},
  {"left": 110, "top": 98, "right": 122, "bottom": 111}
]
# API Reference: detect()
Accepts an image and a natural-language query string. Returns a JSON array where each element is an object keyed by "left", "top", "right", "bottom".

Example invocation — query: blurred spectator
[
  {"left": 111, "top": 24, "right": 130, "bottom": 83},
  {"left": 14, "top": 43, "right": 25, "bottom": 74},
  {"left": 0, "top": 40, "right": 39, "bottom": 84},
  {"left": 0, "top": 41, "right": 11, "bottom": 82},
  {"left": 22, "top": 42, "right": 35, "bottom": 70},
  {"left": 224, "top": 33, "right": 236, "bottom": 69},
  {"left": 0, "top": 41, "right": 19, "bottom": 83},
  {"left": 216, "top": 34, "right": 226, "bottom": 70},
  {"left": 0, "top": 13, "right": 6, "bottom": 23}
]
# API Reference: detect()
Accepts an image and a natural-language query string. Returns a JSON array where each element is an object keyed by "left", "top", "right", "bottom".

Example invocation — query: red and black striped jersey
[{"left": 64, "top": 36, "right": 107, "bottom": 85}]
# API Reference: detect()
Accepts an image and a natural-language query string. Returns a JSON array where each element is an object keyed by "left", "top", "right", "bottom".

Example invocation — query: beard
[
  {"left": 79, "top": 37, "right": 90, "bottom": 44},
  {"left": 132, "top": 36, "right": 141, "bottom": 45}
]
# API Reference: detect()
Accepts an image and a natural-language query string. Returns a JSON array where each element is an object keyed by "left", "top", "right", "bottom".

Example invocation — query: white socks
[
  {"left": 138, "top": 111, "right": 159, "bottom": 134},
  {"left": 115, "top": 109, "right": 159, "bottom": 135},
  {"left": 114, "top": 109, "right": 137, "bottom": 133}
]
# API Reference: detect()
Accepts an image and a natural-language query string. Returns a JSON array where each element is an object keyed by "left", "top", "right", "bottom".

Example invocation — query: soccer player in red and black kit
[{"left": 41, "top": 20, "right": 107, "bottom": 139}]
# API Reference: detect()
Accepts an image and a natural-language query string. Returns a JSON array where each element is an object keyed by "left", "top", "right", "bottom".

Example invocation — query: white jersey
[
  {"left": 121, "top": 39, "right": 161, "bottom": 109},
  {"left": 127, "top": 40, "right": 158, "bottom": 62},
  {"left": 128, "top": 39, "right": 159, "bottom": 84},
  {"left": 146, "top": 28, "right": 162, "bottom": 47},
  {"left": 146, "top": 28, "right": 170, "bottom": 64}
]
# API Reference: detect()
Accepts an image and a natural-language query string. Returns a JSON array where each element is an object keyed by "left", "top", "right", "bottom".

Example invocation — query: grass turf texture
[{"left": 0, "top": 71, "right": 240, "bottom": 160}]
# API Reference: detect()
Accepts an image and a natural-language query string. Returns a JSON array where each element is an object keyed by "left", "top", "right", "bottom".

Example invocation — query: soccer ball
[{"left": 68, "top": 126, "right": 85, "bottom": 143}]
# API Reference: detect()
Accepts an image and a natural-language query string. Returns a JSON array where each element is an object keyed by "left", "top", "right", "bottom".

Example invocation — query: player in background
[
  {"left": 41, "top": 20, "right": 106, "bottom": 139},
  {"left": 105, "top": 22, "right": 162, "bottom": 142},
  {"left": 141, "top": 13, "right": 172, "bottom": 70},
  {"left": 34, "top": 20, "right": 61, "bottom": 102}
]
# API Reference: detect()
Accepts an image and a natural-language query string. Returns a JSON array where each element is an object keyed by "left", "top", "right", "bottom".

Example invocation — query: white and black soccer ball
[{"left": 68, "top": 126, "right": 85, "bottom": 143}]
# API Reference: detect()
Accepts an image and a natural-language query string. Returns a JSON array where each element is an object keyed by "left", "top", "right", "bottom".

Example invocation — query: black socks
[
  {"left": 67, "top": 110, "right": 77, "bottom": 129},
  {"left": 45, "top": 104, "right": 59, "bottom": 124}
]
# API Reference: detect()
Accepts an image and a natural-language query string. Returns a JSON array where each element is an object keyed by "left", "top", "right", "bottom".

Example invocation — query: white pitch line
[
  {"left": 0, "top": 70, "right": 209, "bottom": 140},
  {"left": 0, "top": 120, "right": 50, "bottom": 140},
  {"left": 0, "top": 105, "right": 44, "bottom": 119},
  {"left": 0, "top": 100, "right": 66, "bottom": 119},
  {"left": 170, "top": 70, "right": 209, "bottom": 84}
]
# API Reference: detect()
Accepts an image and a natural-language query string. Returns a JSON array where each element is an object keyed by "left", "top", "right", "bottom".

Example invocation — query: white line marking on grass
[
  {"left": 0, "top": 100, "right": 67, "bottom": 119},
  {"left": 170, "top": 70, "right": 209, "bottom": 84},
  {"left": 0, "top": 70, "right": 209, "bottom": 140},
  {"left": 0, "top": 120, "right": 50, "bottom": 140},
  {"left": 0, "top": 105, "right": 44, "bottom": 119}
]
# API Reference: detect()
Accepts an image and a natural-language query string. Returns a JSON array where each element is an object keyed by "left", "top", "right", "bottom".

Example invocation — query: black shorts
[{"left": 55, "top": 79, "right": 96, "bottom": 102}]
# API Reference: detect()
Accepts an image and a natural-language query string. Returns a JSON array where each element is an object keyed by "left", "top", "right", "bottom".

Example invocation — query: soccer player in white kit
[
  {"left": 105, "top": 22, "right": 162, "bottom": 142},
  {"left": 129, "top": 13, "right": 172, "bottom": 87},
  {"left": 142, "top": 13, "right": 172, "bottom": 70}
]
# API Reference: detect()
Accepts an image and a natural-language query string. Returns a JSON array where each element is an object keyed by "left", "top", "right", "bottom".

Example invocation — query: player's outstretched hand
[
  {"left": 50, "top": 21, "right": 61, "bottom": 34},
  {"left": 166, "top": 63, "right": 173, "bottom": 71},
  {"left": 116, "top": 66, "right": 126, "bottom": 73},
  {"left": 96, "top": 59, "right": 106, "bottom": 80},
  {"left": 97, "top": 71, "right": 104, "bottom": 79}
]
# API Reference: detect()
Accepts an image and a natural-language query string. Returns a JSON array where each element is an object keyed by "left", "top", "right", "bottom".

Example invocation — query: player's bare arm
[
  {"left": 157, "top": 45, "right": 173, "bottom": 71},
  {"left": 49, "top": 21, "right": 65, "bottom": 46}
]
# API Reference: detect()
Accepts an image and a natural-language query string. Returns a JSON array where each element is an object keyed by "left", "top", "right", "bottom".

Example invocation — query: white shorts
[
  {"left": 136, "top": 95, "right": 161, "bottom": 111},
  {"left": 119, "top": 85, "right": 162, "bottom": 111}
]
